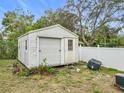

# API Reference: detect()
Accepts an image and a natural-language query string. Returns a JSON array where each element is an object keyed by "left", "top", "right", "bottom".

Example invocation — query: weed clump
[
  {"left": 29, "top": 58, "right": 56, "bottom": 75},
  {"left": 13, "top": 58, "right": 56, "bottom": 77}
]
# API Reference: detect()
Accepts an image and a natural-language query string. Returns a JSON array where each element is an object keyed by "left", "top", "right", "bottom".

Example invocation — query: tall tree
[
  {"left": 33, "top": 9, "right": 78, "bottom": 31},
  {"left": 2, "top": 9, "right": 34, "bottom": 38},
  {"left": 65, "top": 0, "right": 124, "bottom": 46},
  {"left": 1, "top": 9, "right": 34, "bottom": 59}
]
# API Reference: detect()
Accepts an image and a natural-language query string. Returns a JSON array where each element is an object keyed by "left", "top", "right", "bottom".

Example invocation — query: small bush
[
  {"left": 47, "top": 67, "right": 56, "bottom": 74},
  {"left": 36, "top": 65, "right": 56, "bottom": 75},
  {"left": 29, "top": 58, "right": 56, "bottom": 76}
]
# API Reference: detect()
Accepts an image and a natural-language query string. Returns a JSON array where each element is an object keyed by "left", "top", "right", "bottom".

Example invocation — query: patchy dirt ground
[{"left": 0, "top": 60, "right": 124, "bottom": 93}]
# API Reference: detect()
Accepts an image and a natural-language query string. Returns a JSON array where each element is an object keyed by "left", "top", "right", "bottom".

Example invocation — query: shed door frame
[{"left": 37, "top": 36, "right": 64, "bottom": 66}]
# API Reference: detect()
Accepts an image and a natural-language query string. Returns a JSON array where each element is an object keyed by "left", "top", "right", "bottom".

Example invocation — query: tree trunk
[
  {"left": 80, "top": 21, "right": 90, "bottom": 46},
  {"left": 81, "top": 29, "right": 90, "bottom": 46},
  {"left": 78, "top": 9, "right": 90, "bottom": 46}
]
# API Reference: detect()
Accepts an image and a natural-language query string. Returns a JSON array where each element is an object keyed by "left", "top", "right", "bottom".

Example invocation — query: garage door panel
[{"left": 39, "top": 38, "right": 61, "bottom": 66}]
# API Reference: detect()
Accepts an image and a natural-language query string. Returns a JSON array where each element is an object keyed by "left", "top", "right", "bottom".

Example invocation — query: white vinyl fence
[{"left": 78, "top": 46, "right": 124, "bottom": 71}]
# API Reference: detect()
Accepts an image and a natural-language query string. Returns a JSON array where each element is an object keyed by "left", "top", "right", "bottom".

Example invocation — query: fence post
[
  {"left": 97, "top": 44, "right": 100, "bottom": 60},
  {"left": 79, "top": 44, "right": 82, "bottom": 61}
]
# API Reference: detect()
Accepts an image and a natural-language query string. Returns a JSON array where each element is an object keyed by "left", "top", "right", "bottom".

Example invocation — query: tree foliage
[
  {"left": 0, "top": 9, "right": 34, "bottom": 59},
  {"left": 2, "top": 9, "right": 34, "bottom": 36},
  {"left": 65, "top": 0, "right": 124, "bottom": 46},
  {"left": 33, "top": 9, "right": 78, "bottom": 31}
]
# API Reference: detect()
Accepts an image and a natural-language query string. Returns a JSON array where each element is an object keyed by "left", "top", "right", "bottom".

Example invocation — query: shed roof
[{"left": 18, "top": 24, "right": 78, "bottom": 39}]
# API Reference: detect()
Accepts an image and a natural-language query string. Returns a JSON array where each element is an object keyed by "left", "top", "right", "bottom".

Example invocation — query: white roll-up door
[{"left": 39, "top": 38, "right": 61, "bottom": 66}]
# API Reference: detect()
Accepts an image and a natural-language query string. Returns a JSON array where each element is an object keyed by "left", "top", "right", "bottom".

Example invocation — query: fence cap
[{"left": 115, "top": 73, "right": 124, "bottom": 77}]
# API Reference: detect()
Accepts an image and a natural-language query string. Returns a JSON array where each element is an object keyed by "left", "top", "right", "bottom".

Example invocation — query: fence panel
[{"left": 79, "top": 47, "right": 124, "bottom": 71}]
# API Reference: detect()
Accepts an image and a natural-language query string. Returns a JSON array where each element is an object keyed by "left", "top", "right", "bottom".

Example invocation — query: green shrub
[
  {"left": 47, "top": 67, "right": 56, "bottom": 74},
  {"left": 29, "top": 58, "right": 56, "bottom": 75},
  {"left": 37, "top": 65, "right": 56, "bottom": 75},
  {"left": 0, "top": 40, "right": 17, "bottom": 59}
]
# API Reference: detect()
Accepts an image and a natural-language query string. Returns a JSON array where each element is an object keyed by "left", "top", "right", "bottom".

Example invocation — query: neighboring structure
[{"left": 18, "top": 24, "right": 78, "bottom": 68}]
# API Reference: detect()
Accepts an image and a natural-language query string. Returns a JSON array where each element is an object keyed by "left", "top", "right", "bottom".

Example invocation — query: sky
[
  {"left": 0, "top": 0, "right": 66, "bottom": 28},
  {"left": 0, "top": 0, "right": 123, "bottom": 33}
]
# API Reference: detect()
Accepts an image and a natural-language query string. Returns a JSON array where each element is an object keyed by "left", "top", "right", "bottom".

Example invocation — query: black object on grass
[{"left": 87, "top": 58, "right": 102, "bottom": 70}]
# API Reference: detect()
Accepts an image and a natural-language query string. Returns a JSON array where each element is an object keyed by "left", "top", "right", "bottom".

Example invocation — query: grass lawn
[{"left": 0, "top": 60, "right": 123, "bottom": 93}]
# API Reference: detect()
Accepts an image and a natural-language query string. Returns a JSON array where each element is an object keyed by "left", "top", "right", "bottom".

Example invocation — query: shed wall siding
[
  {"left": 75, "top": 39, "right": 79, "bottom": 62},
  {"left": 61, "top": 39, "right": 65, "bottom": 65},
  {"left": 28, "top": 33, "right": 38, "bottom": 67},
  {"left": 18, "top": 35, "right": 29, "bottom": 67}
]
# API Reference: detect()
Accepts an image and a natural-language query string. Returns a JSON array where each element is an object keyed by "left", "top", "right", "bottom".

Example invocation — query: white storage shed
[{"left": 18, "top": 24, "right": 78, "bottom": 68}]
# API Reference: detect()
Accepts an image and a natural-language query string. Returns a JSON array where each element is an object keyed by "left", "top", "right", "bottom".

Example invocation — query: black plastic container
[
  {"left": 115, "top": 73, "right": 124, "bottom": 91},
  {"left": 87, "top": 58, "right": 102, "bottom": 70}
]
